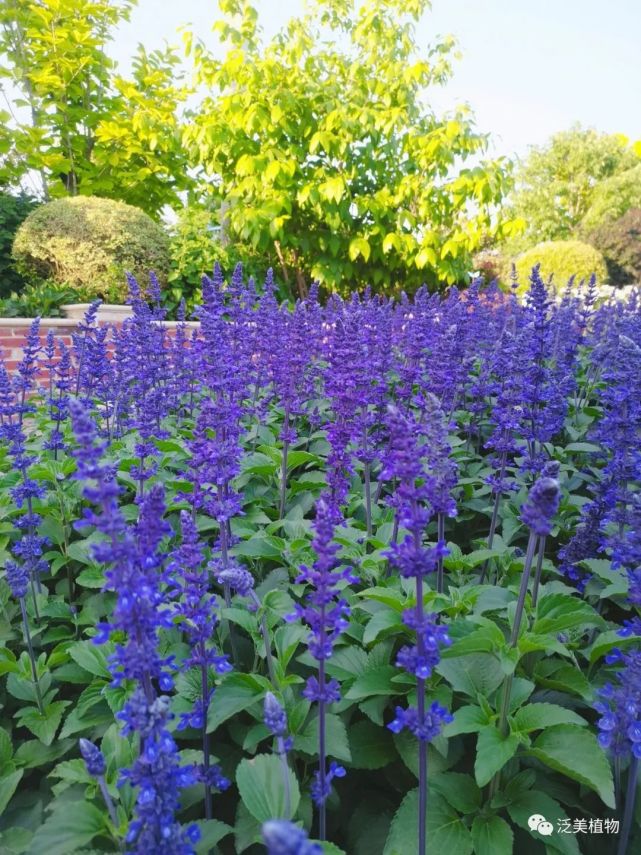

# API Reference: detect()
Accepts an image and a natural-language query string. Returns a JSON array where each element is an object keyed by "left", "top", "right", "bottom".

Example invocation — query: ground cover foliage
[{"left": 1, "top": 266, "right": 641, "bottom": 854}]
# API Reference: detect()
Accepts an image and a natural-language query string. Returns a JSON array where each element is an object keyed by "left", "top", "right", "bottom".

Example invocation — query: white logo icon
[{"left": 528, "top": 814, "right": 554, "bottom": 836}]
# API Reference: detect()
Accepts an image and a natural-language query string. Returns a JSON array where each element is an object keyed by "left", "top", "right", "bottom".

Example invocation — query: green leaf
[
  {"left": 436, "top": 654, "right": 504, "bottom": 698},
  {"left": 207, "top": 674, "right": 268, "bottom": 733},
  {"left": 274, "top": 624, "right": 307, "bottom": 669},
  {"left": 528, "top": 724, "right": 615, "bottom": 807},
  {"left": 0, "top": 825, "right": 32, "bottom": 853},
  {"left": 512, "top": 703, "right": 586, "bottom": 733},
  {"left": 232, "top": 533, "right": 284, "bottom": 559},
  {"left": 75, "top": 565, "right": 106, "bottom": 588},
  {"left": 26, "top": 800, "right": 105, "bottom": 855},
  {"left": 0, "top": 770, "right": 23, "bottom": 815},
  {"left": 471, "top": 815, "right": 513, "bottom": 855},
  {"left": 344, "top": 666, "right": 399, "bottom": 700},
  {"left": 15, "top": 701, "right": 69, "bottom": 745},
  {"left": 474, "top": 726, "right": 520, "bottom": 787},
  {"left": 442, "top": 705, "right": 489, "bottom": 737},
  {"left": 68, "top": 641, "right": 112, "bottom": 679},
  {"left": 236, "top": 754, "right": 300, "bottom": 822},
  {"left": 363, "top": 610, "right": 403, "bottom": 646},
  {"left": 431, "top": 772, "right": 481, "bottom": 815},
  {"left": 507, "top": 790, "right": 580, "bottom": 855},
  {"left": 533, "top": 662, "right": 592, "bottom": 700},
  {"left": 348, "top": 237, "right": 371, "bottom": 262},
  {"left": 348, "top": 719, "right": 396, "bottom": 770},
  {"left": 14, "top": 738, "right": 74, "bottom": 769},
  {"left": 384, "top": 789, "right": 472, "bottom": 855},
  {"left": 324, "top": 646, "right": 369, "bottom": 681},
  {"left": 587, "top": 629, "right": 637, "bottom": 665},
  {"left": 0, "top": 727, "right": 13, "bottom": 765},
  {"left": 565, "top": 442, "right": 601, "bottom": 452},
  {"left": 532, "top": 593, "right": 604, "bottom": 634},
  {"left": 294, "top": 713, "right": 351, "bottom": 763},
  {"left": 444, "top": 622, "right": 506, "bottom": 657},
  {"left": 194, "top": 820, "right": 233, "bottom": 853}
]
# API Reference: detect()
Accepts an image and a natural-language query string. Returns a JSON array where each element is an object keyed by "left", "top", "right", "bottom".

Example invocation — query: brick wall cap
[{"left": 0, "top": 317, "right": 78, "bottom": 329}]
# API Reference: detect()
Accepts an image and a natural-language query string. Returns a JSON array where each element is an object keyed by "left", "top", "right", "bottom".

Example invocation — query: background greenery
[{"left": 0, "top": 0, "right": 640, "bottom": 312}]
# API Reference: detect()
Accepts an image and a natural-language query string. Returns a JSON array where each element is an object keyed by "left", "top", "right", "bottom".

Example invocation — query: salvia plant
[{"left": 0, "top": 263, "right": 640, "bottom": 855}]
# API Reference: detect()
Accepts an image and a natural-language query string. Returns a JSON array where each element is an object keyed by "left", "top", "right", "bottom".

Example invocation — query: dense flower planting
[{"left": 1, "top": 265, "right": 641, "bottom": 855}]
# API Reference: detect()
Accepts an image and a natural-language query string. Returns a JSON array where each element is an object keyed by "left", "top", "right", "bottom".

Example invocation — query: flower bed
[{"left": 0, "top": 268, "right": 640, "bottom": 855}]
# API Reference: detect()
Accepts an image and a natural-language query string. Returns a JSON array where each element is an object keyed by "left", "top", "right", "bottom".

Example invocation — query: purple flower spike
[
  {"left": 264, "top": 692, "right": 288, "bottom": 738},
  {"left": 5, "top": 560, "right": 28, "bottom": 600},
  {"left": 216, "top": 564, "right": 255, "bottom": 597},
  {"left": 262, "top": 820, "right": 322, "bottom": 855},
  {"left": 521, "top": 475, "right": 561, "bottom": 536},
  {"left": 595, "top": 647, "right": 641, "bottom": 759},
  {"left": 79, "top": 738, "right": 106, "bottom": 777}
]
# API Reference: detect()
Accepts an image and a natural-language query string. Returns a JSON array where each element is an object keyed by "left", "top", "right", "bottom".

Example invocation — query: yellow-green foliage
[
  {"left": 513, "top": 240, "right": 607, "bottom": 292},
  {"left": 12, "top": 196, "right": 170, "bottom": 302}
]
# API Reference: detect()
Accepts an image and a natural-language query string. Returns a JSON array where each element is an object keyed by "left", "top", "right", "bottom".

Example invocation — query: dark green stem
[
  {"left": 530, "top": 536, "right": 546, "bottom": 608},
  {"left": 618, "top": 757, "right": 639, "bottom": 855},
  {"left": 20, "top": 598, "right": 44, "bottom": 714}
]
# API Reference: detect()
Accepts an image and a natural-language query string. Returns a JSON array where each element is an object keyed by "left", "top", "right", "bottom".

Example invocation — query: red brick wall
[
  {"left": 0, "top": 317, "right": 201, "bottom": 374},
  {"left": 0, "top": 319, "right": 78, "bottom": 372}
]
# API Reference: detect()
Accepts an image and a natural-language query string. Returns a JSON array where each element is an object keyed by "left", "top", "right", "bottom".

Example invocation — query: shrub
[
  {"left": 0, "top": 280, "right": 77, "bottom": 318},
  {"left": 589, "top": 208, "right": 641, "bottom": 287},
  {"left": 513, "top": 239, "right": 607, "bottom": 292},
  {"left": 471, "top": 248, "right": 508, "bottom": 286},
  {"left": 581, "top": 164, "right": 641, "bottom": 231},
  {"left": 12, "top": 196, "right": 170, "bottom": 302},
  {"left": 0, "top": 191, "right": 38, "bottom": 298},
  {"left": 168, "top": 205, "right": 268, "bottom": 311}
]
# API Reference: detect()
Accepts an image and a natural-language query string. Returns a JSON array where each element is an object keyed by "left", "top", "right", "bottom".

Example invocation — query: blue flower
[{"left": 262, "top": 820, "right": 322, "bottom": 855}]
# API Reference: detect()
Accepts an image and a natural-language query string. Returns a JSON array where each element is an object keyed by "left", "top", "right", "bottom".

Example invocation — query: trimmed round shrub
[
  {"left": 513, "top": 240, "right": 607, "bottom": 292},
  {"left": 12, "top": 196, "right": 170, "bottom": 302},
  {"left": 0, "top": 191, "right": 38, "bottom": 298},
  {"left": 589, "top": 207, "right": 641, "bottom": 288}
]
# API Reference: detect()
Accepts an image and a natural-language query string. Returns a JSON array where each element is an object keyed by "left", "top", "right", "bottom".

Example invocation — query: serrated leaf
[
  {"left": 528, "top": 724, "right": 615, "bottom": 807},
  {"left": 532, "top": 593, "right": 604, "bottom": 634},
  {"left": 442, "top": 705, "right": 489, "bottom": 737},
  {"left": 507, "top": 790, "right": 580, "bottom": 855},
  {"left": 471, "top": 815, "right": 513, "bottom": 855},
  {"left": 294, "top": 713, "right": 351, "bottom": 763},
  {"left": 207, "top": 674, "right": 267, "bottom": 732},
  {"left": 0, "top": 770, "right": 23, "bottom": 815},
  {"left": 15, "top": 701, "right": 69, "bottom": 745},
  {"left": 344, "top": 666, "right": 399, "bottom": 700},
  {"left": 25, "top": 800, "right": 105, "bottom": 855},
  {"left": 474, "top": 726, "right": 520, "bottom": 787},
  {"left": 348, "top": 719, "right": 396, "bottom": 769},
  {"left": 194, "top": 819, "right": 233, "bottom": 853},
  {"left": 512, "top": 702, "right": 586, "bottom": 733},
  {"left": 236, "top": 754, "right": 300, "bottom": 822},
  {"left": 431, "top": 772, "right": 481, "bottom": 815},
  {"left": 363, "top": 610, "right": 403, "bottom": 646},
  {"left": 67, "top": 641, "right": 111, "bottom": 679},
  {"left": 436, "top": 653, "right": 504, "bottom": 698},
  {"left": 383, "top": 788, "right": 472, "bottom": 855}
]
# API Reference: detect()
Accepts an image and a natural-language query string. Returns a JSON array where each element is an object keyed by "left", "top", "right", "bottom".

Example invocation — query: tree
[
  {"left": 589, "top": 208, "right": 641, "bottom": 288},
  {"left": 581, "top": 164, "right": 641, "bottom": 231},
  {"left": 0, "top": 0, "right": 191, "bottom": 216},
  {"left": 183, "top": 0, "right": 513, "bottom": 297},
  {"left": 507, "top": 126, "right": 640, "bottom": 251}
]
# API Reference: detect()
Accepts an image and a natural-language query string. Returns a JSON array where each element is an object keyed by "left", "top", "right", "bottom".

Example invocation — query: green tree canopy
[
  {"left": 581, "top": 163, "right": 641, "bottom": 232},
  {"left": 507, "top": 126, "right": 640, "bottom": 251},
  {"left": 0, "top": 0, "right": 192, "bottom": 216},
  {"left": 183, "top": 0, "right": 513, "bottom": 296}
]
